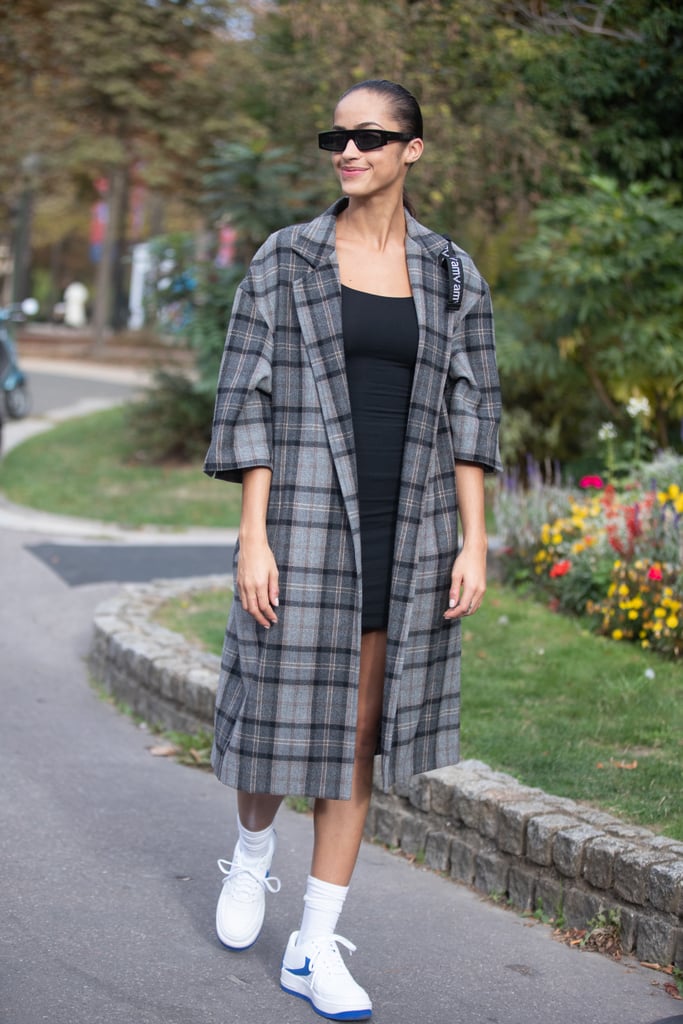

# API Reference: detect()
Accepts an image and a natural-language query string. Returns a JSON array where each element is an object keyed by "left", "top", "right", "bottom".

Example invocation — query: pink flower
[
  {"left": 580, "top": 475, "right": 604, "bottom": 489},
  {"left": 648, "top": 565, "right": 663, "bottom": 581},
  {"left": 549, "top": 559, "right": 572, "bottom": 579}
]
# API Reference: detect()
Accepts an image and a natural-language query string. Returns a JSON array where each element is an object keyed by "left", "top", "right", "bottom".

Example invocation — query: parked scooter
[{"left": 0, "top": 297, "right": 37, "bottom": 419}]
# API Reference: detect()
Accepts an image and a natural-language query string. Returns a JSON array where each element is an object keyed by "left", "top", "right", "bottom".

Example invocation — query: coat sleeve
[
  {"left": 448, "top": 278, "right": 503, "bottom": 474},
  {"left": 203, "top": 273, "right": 274, "bottom": 484}
]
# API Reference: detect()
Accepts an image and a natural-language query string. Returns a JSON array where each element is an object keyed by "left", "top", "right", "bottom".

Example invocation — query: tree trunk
[
  {"left": 91, "top": 165, "right": 127, "bottom": 353},
  {"left": 11, "top": 185, "right": 34, "bottom": 305}
]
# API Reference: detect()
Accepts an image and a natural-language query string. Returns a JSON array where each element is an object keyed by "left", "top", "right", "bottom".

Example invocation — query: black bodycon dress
[{"left": 342, "top": 285, "right": 420, "bottom": 632}]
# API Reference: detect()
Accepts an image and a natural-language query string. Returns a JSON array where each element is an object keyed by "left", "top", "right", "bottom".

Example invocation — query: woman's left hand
[{"left": 444, "top": 544, "right": 487, "bottom": 621}]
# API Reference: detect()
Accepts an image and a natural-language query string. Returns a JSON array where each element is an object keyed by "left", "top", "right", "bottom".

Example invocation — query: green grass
[
  {"left": 153, "top": 587, "right": 233, "bottom": 653},
  {"left": 462, "top": 585, "right": 682, "bottom": 838},
  {"left": 0, "top": 406, "right": 242, "bottom": 528},
  {"left": 153, "top": 582, "right": 683, "bottom": 840}
]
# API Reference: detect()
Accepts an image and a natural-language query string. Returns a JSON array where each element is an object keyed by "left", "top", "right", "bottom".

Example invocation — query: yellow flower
[
  {"left": 666, "top": 615, "right": 679, "bottom": 629},
  {"left": 618, "top": 584, "right": 630, "bottom": 597},
  {"left": 612, "top": 629, "right": 623, "bottom": 640},
  {"left": 654, "top": 608, "right": 667, "bottom": 619},
  {"left": 628, "top": 611, "right": 639, "bottom": 620},
  {"left": 551, "top": 533, "right": 563, "bottom": 545},
  {"left": 608, "top": 583, "right": 617, "bottom": 598}
]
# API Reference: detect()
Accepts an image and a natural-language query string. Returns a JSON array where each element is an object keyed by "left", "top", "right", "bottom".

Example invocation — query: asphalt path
[{"left": 0, "top": 359, "right": 680, "bottom": 1024}]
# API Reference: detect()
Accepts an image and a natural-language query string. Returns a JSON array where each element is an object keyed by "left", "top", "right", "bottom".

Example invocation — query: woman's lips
[{"left": 340, "top": 166, "right": 367, "bottom": 176}]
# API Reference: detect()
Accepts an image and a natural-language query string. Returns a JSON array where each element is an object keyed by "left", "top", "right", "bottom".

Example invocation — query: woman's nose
[{"left": 341, "top": 138, "right": 361, "bottom": 156}]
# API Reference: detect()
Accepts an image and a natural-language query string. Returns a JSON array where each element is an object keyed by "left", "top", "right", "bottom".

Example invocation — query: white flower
[
  {"left": 644, "top": 668, "right": 656, "bottom": 680},
  {"left": 598, "top": 422, "right": 618, "bottom": 441},
  {"left": 626, "top": 396, "right": 651, "bottom": 419}
]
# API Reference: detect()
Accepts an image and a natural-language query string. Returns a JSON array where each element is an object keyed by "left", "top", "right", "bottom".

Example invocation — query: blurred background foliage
[{"left": 1, "top": 0, "right": 681, "bottom": 470}]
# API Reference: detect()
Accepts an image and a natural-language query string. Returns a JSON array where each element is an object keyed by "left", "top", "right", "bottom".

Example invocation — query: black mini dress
[{"left": 342, "top": 285, "right": 419, "bottom": 632}]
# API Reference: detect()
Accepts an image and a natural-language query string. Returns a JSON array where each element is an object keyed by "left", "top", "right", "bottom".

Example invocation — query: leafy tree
[
  {"left": 0, "top": 0, "right": 248, "bottom": 333},
  {"left": 503, "top": 1, "right": 683, "bottom": 186},
  {"left": 44, "top": 0, "right": 242, "bottom": 344},
  {"left": 200, "top": 141, "right": 323, "bottom": 264},
  {"left": 515, "top": 176, "right": 683, "bottom": 449}
]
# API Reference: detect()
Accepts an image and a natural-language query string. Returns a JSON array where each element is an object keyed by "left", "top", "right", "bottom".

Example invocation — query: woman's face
[{"left": 330, "top": 89, "right": 422, "bottom": 203}]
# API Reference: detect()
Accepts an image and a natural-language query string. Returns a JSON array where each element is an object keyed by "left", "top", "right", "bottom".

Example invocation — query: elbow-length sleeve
[
  {"left": 448, "top": 278, "right": 503, "bottom": 474},
  {"left": 203, "top": 276, "right": 274, "bottom": 484}
]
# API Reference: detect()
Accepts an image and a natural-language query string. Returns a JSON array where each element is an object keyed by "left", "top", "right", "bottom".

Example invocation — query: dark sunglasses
[{"left": 318, "top": 129, "right": 414, "bottom": 153}]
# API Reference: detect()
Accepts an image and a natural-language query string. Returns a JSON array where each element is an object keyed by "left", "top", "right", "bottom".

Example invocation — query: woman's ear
[{"left": 405, "top": 137, "right": 424, "bottom": 165}]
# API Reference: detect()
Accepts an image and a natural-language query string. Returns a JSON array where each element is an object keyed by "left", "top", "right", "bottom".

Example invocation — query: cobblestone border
[{"left": 88, "top": 576, "right": 683, "bottom": 969}]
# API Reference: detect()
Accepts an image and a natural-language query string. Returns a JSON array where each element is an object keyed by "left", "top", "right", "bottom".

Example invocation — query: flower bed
[{"left": 494, "top": 453, "right": 683, "bottom": 658}]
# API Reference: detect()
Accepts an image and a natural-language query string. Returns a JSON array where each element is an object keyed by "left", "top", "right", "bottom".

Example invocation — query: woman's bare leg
[
  {"left": 310, "top": 629, "right": 387, "bottom": 885},
  {"left": 236, "top": 791, "right": 284, "bottom": 831}
]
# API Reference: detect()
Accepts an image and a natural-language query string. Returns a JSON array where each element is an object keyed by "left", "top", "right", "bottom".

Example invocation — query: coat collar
[{"left": 290, "top": 197, "right": 448, "bottom": 270}]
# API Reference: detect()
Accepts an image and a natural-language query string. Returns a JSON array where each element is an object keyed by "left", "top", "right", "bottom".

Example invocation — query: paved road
[{"left": 0, "top": 361, "right": 680, "bottom": 1024}]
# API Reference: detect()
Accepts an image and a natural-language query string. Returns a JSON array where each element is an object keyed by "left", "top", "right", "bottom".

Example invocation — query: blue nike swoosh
[{"left": 285, "top": 957, "right": 312, "bottom": 977}]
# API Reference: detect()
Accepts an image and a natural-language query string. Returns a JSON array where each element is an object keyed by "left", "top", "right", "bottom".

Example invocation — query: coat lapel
[
  {"left": 393, "top": 224, "right": 453, "bottom": 576},
  {"left": 291, "top": 205, "right": 361, "bottom": 543}
]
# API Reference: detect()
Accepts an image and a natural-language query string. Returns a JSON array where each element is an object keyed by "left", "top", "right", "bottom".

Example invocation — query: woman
[{"left": 204, "top": 79, "right": 502, "bottom": 1021}]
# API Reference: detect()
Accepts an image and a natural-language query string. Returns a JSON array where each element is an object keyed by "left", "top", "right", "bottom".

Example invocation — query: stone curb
[{"left": 88, "top": 575, "right": 683, "bottom": 970}]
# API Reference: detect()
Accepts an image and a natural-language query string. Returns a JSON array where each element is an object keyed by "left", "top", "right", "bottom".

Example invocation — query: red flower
[
  {"left": 648, "top": 565, "right": 663, "bottom": 581},
  {"left": 579, "top": 475, "right": 604, "bottom": 489},
  {"left": 549, "top": 559, "right": 572, "bottom": 578}
]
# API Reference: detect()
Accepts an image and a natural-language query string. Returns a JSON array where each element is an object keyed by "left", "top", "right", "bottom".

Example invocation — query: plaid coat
[{"left": 204, "top": 199, "right": 502, "bottom": 799}]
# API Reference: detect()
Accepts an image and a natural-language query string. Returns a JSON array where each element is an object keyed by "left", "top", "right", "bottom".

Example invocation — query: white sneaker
[
  {"left": 215, "top": 834, "right": 280, "bottom": 950},
  {"left": 280, "top": 930, "right": 372, "bottom": 1020}
]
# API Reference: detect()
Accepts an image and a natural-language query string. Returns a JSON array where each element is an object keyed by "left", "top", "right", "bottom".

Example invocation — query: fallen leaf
[
  {"left": 596, "top": 759, "right": 638, "bottom": 770},
  {"left": 149, "top": 744, "right": 181, "bottom": 757},
  {"left": 664, "top": 982, "right": 682, "bottom": 1000}
]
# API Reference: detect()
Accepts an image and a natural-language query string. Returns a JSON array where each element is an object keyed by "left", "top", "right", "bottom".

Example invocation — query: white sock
[
  {"left": 236, "top": 817, "right": 274, "bottom": 865},
  {"left": 297, "top": 875, "right": 348, "bottom": 945}
]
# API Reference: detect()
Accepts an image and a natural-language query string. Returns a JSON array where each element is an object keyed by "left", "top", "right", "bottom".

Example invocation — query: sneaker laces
[
  {"left": 217, "top": 857, "right": 282, "bottom": 902},
  {"left": 308, "top": 934, "right": 357, "bottom": 977}
]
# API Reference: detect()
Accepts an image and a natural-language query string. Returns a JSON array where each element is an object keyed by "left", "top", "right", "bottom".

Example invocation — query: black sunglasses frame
[{"left": 318, "top": 129, "right": 415, "bottom": 153}]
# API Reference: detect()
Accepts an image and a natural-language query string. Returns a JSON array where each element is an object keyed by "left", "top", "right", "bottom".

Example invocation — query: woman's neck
[{"left": 336, "top": 196, "right": 407, "bottom": 253}]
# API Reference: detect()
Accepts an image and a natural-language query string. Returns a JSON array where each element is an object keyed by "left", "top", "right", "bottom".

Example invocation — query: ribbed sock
[
  {"left": 297, "top": 875, "right": 349, "bottom": 945},
  {"left": 236, "top": 817, "right": 275, "bottom": 865}
]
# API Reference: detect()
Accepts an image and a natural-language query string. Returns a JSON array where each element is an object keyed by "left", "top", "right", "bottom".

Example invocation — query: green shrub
[{"left": 126, "top": 371, "right": 215, "bottom": 464}]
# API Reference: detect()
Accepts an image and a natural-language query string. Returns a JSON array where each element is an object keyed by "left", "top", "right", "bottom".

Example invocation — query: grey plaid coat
[{"left": 204, "top": 199, "right": 502, "bottom": 799}]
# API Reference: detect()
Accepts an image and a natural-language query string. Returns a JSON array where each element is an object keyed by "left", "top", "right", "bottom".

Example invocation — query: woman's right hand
[{"left": 236, "top": 534, "right": 279, "bottom": 629}]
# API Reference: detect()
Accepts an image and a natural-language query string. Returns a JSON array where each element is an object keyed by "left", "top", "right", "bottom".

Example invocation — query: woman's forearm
[
  {"left": 239, "top": 467, "right": 273, "bottom": 542},
  {"left": 455, "top": 461, "right": 487, "bottom": 551},
  {"left": 444, "top": 462, "right": 487, "bottom": 620}
]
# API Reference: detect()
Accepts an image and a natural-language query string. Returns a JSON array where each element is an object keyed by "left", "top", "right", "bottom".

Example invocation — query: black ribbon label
[{"left": 441, "top": 240, "right": 464, "bottom": 311}]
